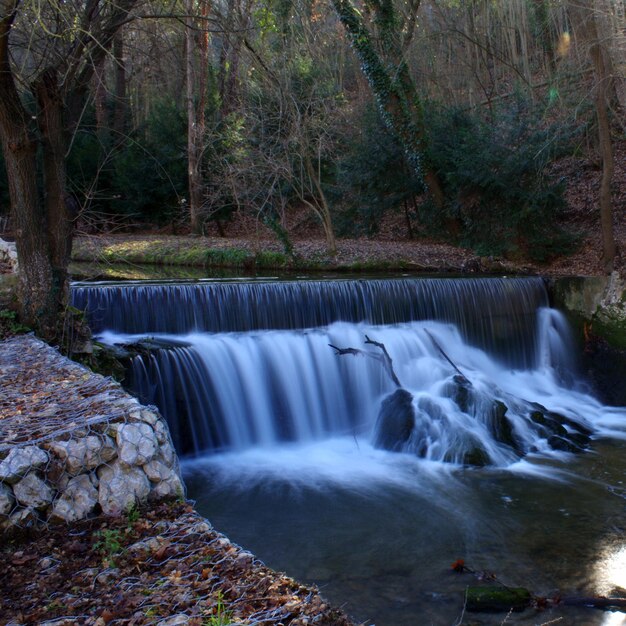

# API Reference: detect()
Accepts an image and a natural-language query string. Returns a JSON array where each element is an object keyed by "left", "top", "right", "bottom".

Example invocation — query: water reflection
[
  {"left": 601, "top": 612, "right": 626, "bottom": 626},
  {"left": 595, "top": 544, "right": 626, "bottom": 596}
]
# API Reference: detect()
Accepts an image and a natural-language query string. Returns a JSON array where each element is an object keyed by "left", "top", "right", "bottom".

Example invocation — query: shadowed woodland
[{"left": 0, "top": 0, "right": 624, "bottom": 338}]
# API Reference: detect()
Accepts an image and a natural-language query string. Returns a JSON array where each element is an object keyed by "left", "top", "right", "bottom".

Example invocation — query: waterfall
[
  {"left": 80, "top": 276, "right": 615, "bottom": 465},
  {"left": 74, "top": 276, "right": 547, "bottom": 367}
]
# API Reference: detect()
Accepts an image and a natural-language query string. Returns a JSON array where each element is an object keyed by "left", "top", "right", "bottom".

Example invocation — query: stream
[{"left": 74, "top": 270, "right": 626, "bottom": 625}]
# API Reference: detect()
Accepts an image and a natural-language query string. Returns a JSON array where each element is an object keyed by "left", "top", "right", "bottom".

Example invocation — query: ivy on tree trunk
[{"left": 330, "top": 0, "right": 444, "bottom": 208}]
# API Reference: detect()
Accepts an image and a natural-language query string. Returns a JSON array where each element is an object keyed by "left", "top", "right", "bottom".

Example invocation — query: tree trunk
[
  {"left": 36, "top": 69, "right": 73, "bottom": 327},
  {"left": 113, "top": 31, "right": 127, "bottom": 142},
  {"left": 0, "top": 0, "right": 137, "bottom": 340},
  {"left": 590, "top": 40, "right": 616, "bottom": 272},
  {"left": 0, "top": 8, "right": 59, "bottom": 337},
  {"left": 186, "top": 0, "right": 209, "bottom": 235},
  {"left": 570, "top": 0, "right": 617, "bottom": 273},
  {"left": 304, "top": 154, "right": 337, "bottom": 255}
]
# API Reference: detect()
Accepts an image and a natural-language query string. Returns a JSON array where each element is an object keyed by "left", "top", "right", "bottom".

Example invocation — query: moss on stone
[{"left": 466, "top": 585, "right": 531, "bottom": 613}]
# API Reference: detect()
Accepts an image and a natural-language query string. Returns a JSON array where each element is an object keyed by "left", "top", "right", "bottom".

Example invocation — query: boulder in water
[
  {"left": 529, "top": 402, "right": 591, "bottom": 451},
  {"left": 373, "top": 389, "right": 415, "bottom": 452},
  {"left": 487, "top": 401, "right": 523, "bottom": 453},
  {"left": 444, "top": 375, "right": 473, "bottom": 413}
]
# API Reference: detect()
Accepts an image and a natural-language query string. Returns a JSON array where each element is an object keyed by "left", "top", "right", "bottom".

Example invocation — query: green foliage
[
  {"left": 333, "top": 104, "right": 422, "bottom": 236},
  {"left": 111, "top": 99, "right": 187, "bottom": 224},
  {"left": 93, "top": 528, "right": 124, "bottom": 566},
  {"left": 126, "top": 503, "right": 140, "bottom": 525},
  {"left": 424, "top": 99, "right": 581, "bottom": 261},
  {"left": 66, "top": 99, "right": 187, "bottom": 227},
  {"left": 204, "top": 592, "right": 235, "bottom": 626},
  {"left": 0, "top": 309, "right": 30, "bottom": 339}
]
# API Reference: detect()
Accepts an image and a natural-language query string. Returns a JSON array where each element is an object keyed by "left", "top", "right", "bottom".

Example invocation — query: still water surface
[{"left": 185, "top": 437, "right": 626, "bottom": 625}]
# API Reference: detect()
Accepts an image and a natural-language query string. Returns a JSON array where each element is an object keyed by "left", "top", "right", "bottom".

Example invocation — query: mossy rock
[
  {"left": 466, "top": 585, "right": 531, "bottom": 613},
  {"left": 592, "top": 308, "right": 626, "bottom": 350}
]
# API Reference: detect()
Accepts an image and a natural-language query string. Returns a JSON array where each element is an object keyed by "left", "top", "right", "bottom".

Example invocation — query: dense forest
[{"left": 0, "top": 0, "right": 624, "bottom": 337}]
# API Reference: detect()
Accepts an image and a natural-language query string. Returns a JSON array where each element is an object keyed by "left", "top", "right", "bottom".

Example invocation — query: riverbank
[{"left": 0, "top": 335, "right": 358, "bottom": 626}]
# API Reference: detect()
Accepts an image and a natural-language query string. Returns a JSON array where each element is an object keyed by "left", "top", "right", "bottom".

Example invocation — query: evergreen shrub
[
  {"left": 333, "top": 105, "right": 422, "bottom": 237},
  {"left": 424, "top": 99, "right": 581, "bottom": 261}
]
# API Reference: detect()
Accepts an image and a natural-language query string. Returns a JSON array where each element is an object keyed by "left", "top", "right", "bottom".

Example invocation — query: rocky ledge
[{"left": 0, "top": 334, "right": 184, "bottom": 528}]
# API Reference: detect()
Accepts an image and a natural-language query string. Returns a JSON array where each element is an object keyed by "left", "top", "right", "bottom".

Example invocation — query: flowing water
[{"left": 75, "top": 276, "right": 626, "bottom": 625}]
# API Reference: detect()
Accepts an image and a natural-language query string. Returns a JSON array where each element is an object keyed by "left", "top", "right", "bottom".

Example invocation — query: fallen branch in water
[
  {"left": 329, "top": 336, "right": 401, "bottom": 387},
  {"left": 424, "top": 329, "right": 470, "bottom": 384}
]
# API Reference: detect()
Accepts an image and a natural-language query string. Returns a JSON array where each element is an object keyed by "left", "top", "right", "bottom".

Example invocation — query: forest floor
[
  {"left": 70, "top": 137, "right": 626, "bottom": 280},
  {"left": 1, "top": 501, "right": 357, "bottom": 626}
]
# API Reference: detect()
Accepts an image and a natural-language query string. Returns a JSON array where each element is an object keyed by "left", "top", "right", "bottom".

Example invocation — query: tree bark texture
[
  {"left": 186, "top": 0, "right": 210, "bottom": 234},
  {"left": 113, "top": 31, "right": 128, "bottom": 141}
]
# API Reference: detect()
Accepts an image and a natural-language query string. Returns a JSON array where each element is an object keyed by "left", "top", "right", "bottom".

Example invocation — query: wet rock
[
  {"left": 373, "top": 389, "right": 415, "bottom": 451},
  {"left": 0, "top": 481, "right": 15, "bottom": 515},
  {"left": 0, "top": 446, "right": 49, "bottom": 484},
  {"left": 446, "top": 375, "right": 473, "bottom": 412},
  {"left": 13, "top": 472, "right": 54, "bottom": 510},
  {"left": 461, "top": 445, "right": 491, "bottom": 467},
  {"left": 151, "top": 474, "right": 185, "bottom": 499},
  {"left": 529, "top": 410, "right": 567, "bottom": 437},
  {"left": 116, "top": 422, "right": 158, "bottom": 466},
  {"left": 529, "top": 403, "right": 591, "bottom": 450},
  {"left": 487, "top": 401, "right": 521, "bottom": 452},
  {"left": 50, "top": 474, "right": 99, "bottom": 522},
  {"left": 547, "top": 435, "right": 584, "bottom": 453},
  {"left": 97, "top": 460, "right": 151, "bottom": 515},
  {"left": 46, "top": 435, "right": 116, "bottom": 475}
]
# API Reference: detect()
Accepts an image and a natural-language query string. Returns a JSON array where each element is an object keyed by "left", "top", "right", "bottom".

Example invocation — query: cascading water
[
  {"left": 80, "top": 277, "right": 620, "bottom": 462},
  {"left": 73, "top": 276, "right": 546, "bottom": 366},
  {"left": 78, "top": 275, "right": 626, "bottom": 625}
]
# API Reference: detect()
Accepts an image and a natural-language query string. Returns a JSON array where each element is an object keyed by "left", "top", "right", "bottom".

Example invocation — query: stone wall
[
  {"left": 551, "top": 272, "right": 626, "bottom": 348},
  {"left": 0, "top": 237, "right": 18, "bottom": 272},
  {"left": 551, "top": 272, "right": 626, "bottom": 406},
  {"left": 0, "top": 335, "right": 184, "bottom": 531}
]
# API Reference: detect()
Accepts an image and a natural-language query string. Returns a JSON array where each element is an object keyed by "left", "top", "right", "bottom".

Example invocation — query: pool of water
[{"left": 184, "top": 436, "right": 626, "bottom": 625}]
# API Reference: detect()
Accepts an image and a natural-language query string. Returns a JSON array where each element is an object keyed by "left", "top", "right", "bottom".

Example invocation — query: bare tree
[
  {"left": 0, "top": 0, "right": 138, "bottom": 339},
  {"left": 569, "top": 0, "right": 619, "bottom": 272}
]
